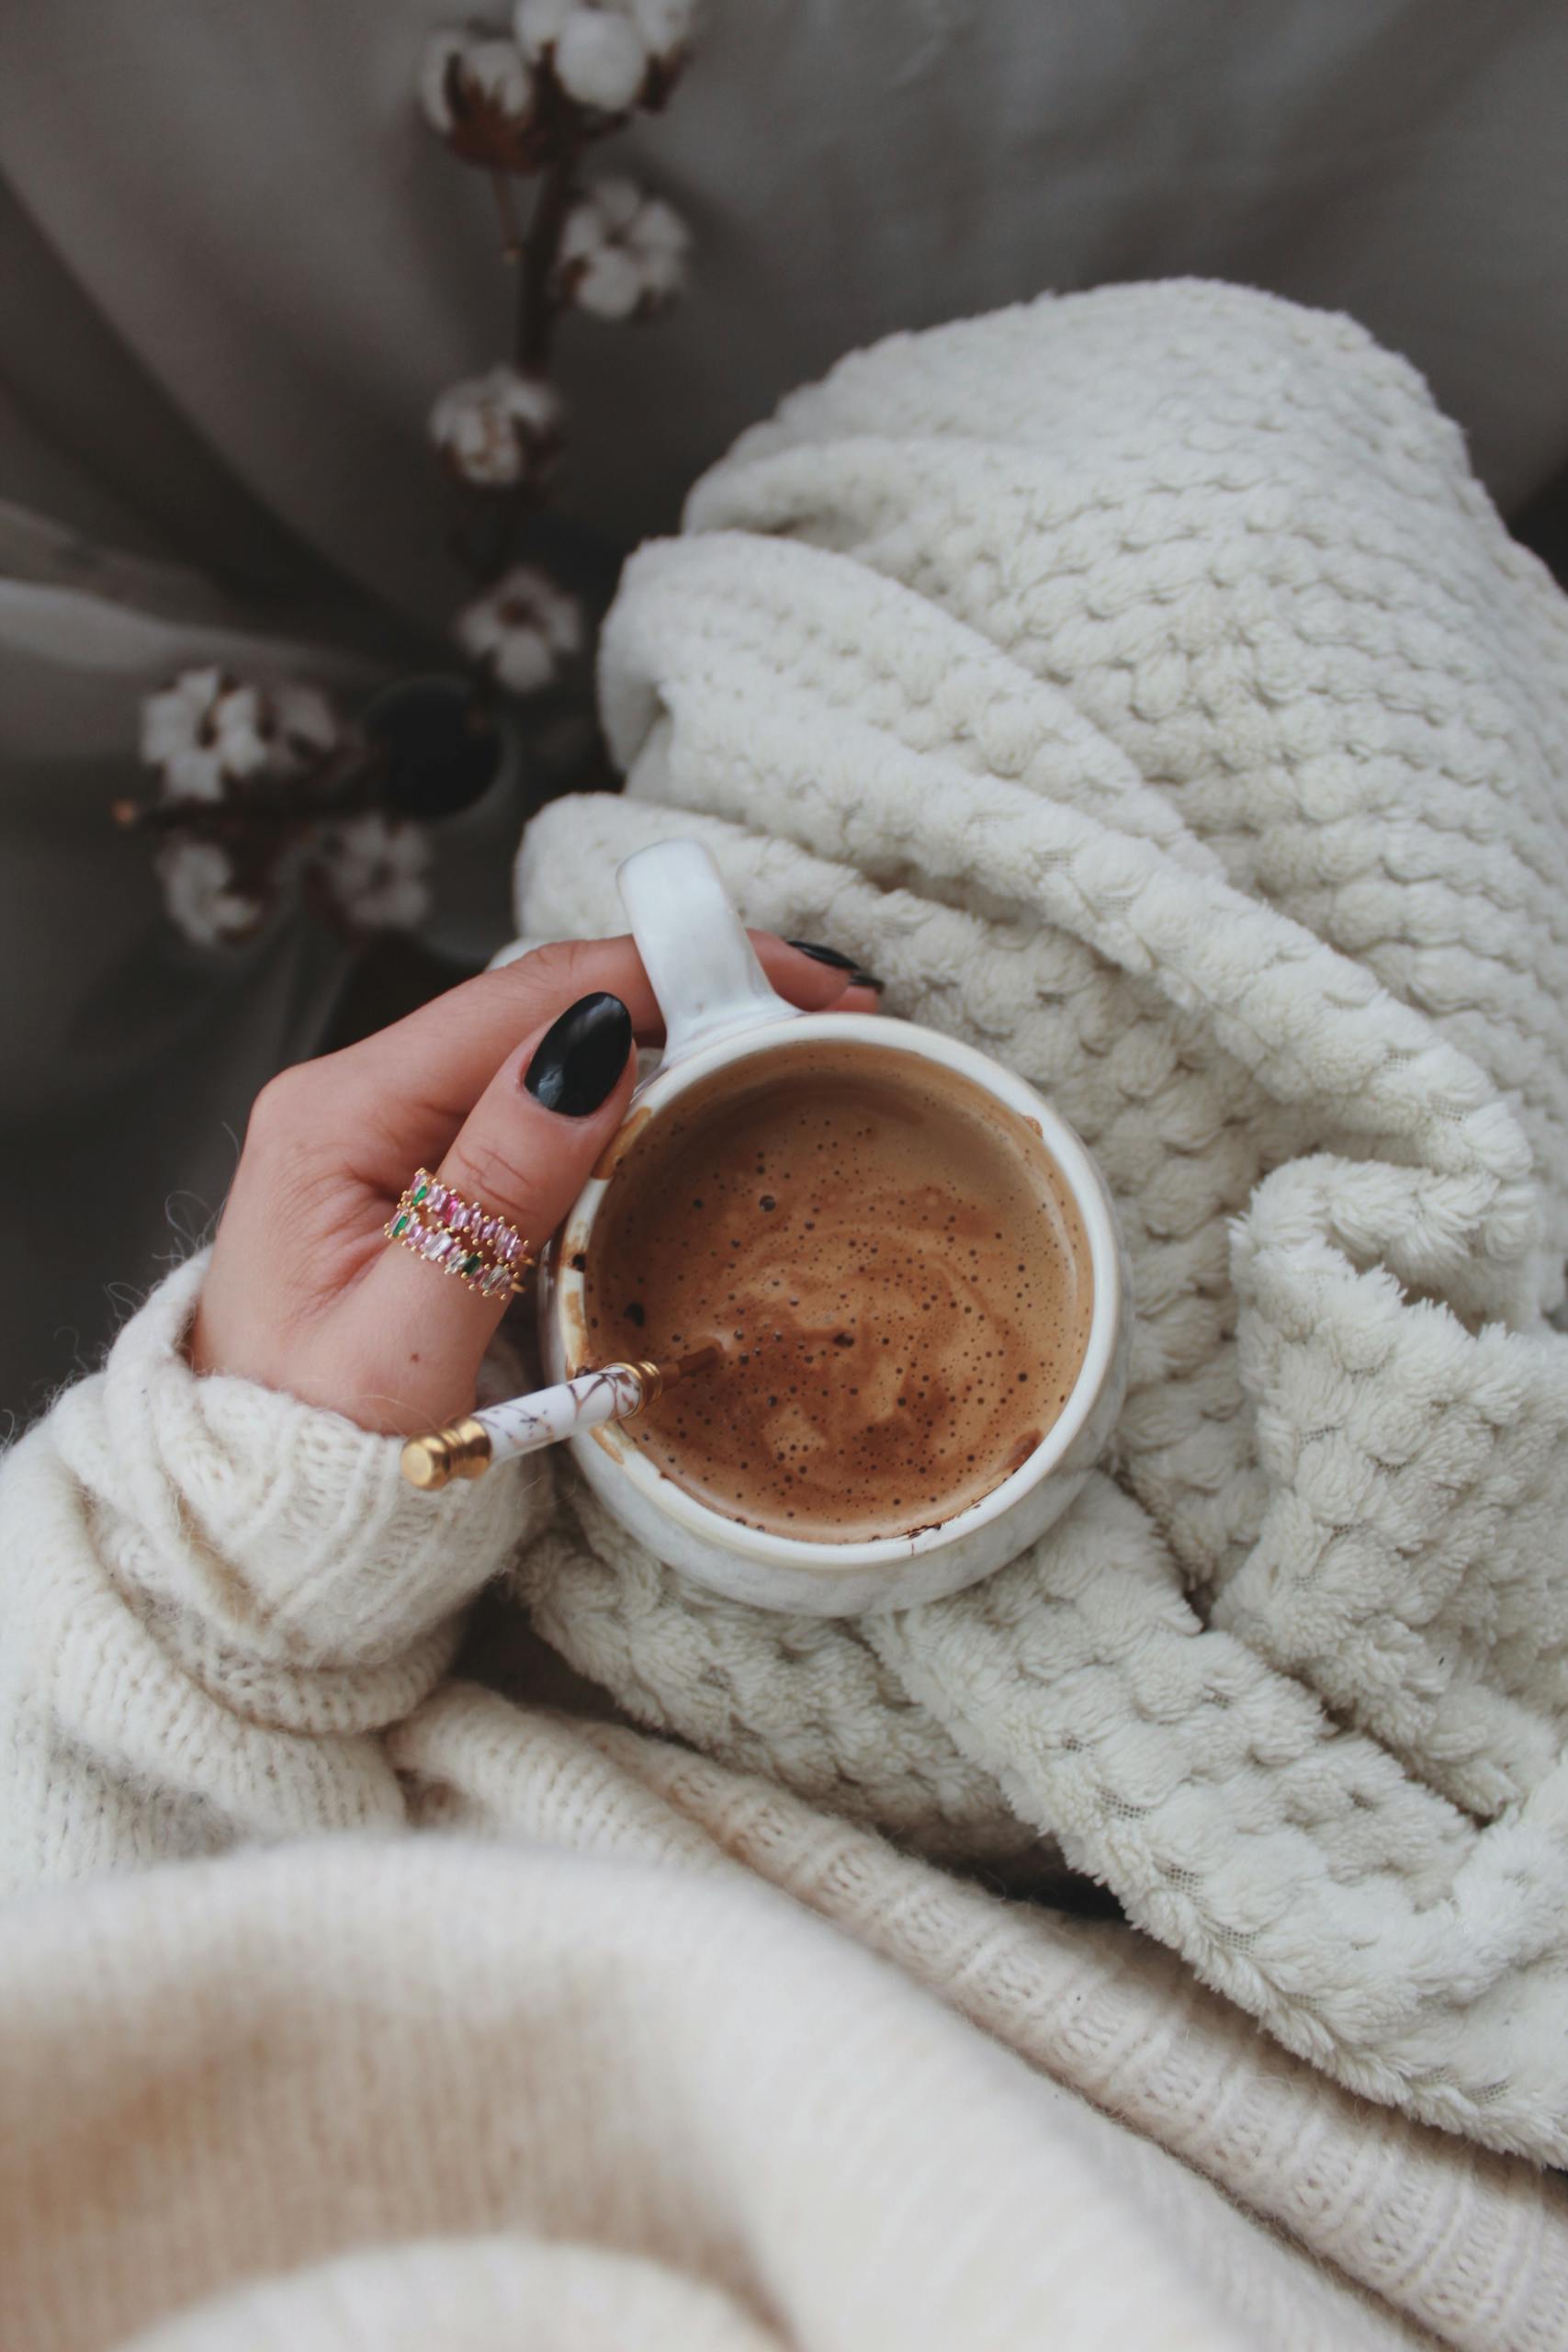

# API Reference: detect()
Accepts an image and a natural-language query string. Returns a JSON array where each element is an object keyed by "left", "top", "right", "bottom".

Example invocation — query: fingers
[
  {"left": 307, "top": 932, "right": 881, "bottom": 1187},
  {"left": 342, "top": 993, "right": 638, "bottom": 1431},
  {"left": 759, "top": 935, "right": 884, "bottom": 1003}
]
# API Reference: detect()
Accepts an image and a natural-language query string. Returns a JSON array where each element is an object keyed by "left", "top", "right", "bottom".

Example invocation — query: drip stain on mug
[{"left": 582, "top": 1040, "right": 1094, "bottom": 1544}]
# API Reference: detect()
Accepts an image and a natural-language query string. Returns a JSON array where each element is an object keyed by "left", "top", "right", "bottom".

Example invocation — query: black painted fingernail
[
  {"left": 788, "top": 938, "right": 885, "bottom": 991},
  {"left": 524, "top": 992, "right": 633, "bottom": 1116}
]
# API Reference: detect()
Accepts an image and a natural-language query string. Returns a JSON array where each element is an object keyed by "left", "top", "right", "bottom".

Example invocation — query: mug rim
[{"left": 542, "top": 1013, "right": 1122, "bottom": 1575}]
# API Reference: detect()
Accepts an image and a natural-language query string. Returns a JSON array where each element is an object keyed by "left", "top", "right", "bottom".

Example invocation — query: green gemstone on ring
[
  {"left": 391, "top": 1212, "right": 412, "bottom": 1238},
  {"left": 459, "top": 1252, "right": 483, "bottom": 1275},
  {"left": 412, "top": 1180, "right": 431, "bottom": 1204}
]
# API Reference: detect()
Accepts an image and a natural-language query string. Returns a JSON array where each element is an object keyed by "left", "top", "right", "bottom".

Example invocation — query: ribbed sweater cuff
[{"left": 51, "top": 1251, "right": 543, "bottom": 1672}]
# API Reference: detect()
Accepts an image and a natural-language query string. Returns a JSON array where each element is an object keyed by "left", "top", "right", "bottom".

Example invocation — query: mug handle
[{"left": 617, "top": 838, "right": 799, "bottom": 1067}]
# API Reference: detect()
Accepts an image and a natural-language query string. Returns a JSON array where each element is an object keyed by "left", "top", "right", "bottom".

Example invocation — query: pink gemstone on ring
[
  {"left": 448, "top": 1203, "right": 468, "bottom": 1233},
  {"left": 405, "top": 1217, "right": 425, "bottom": 1247},
  {"left": 423, "top": 1231, "right": 454, "bottom": 1264},
  {"left": 426, "top": 1184, "right": 447, "bottom": 1216},
  {"left": 500, "top": 1229, "right": 519, "bottom": 1263}
]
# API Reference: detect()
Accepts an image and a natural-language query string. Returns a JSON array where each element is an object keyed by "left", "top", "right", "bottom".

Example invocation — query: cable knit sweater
[{"left": 6, "top": 283, "right": 1568, "bottom": 2350}]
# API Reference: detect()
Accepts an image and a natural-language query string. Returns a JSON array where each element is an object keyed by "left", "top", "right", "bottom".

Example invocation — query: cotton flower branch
[
  {"left": 140, "top": 669, "right": 339, "bottom": 805},
  {"left": 123, "top": 667, "right": 360, "bottom": 944},
  {"left": 417, "top": 2, "right": 700, "bottom": 895},
  {"left": 121, "top": 6, "right": 699, "bottom": 954},
  {"left": 423, "top": 1, "right": 696, "bottom": 168},
  {"left": 423, "top": 0, "right": 696, "bottom": 512},
  {"left": 152, "top": 814, "right": 431, "bottom": 950},
  {"left": 120, "top": 669, "right": 513, "bottom": 948}
]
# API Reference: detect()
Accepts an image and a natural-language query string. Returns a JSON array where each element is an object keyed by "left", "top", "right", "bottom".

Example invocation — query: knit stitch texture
[
  {"left": 6, "top": 282, "right": 1568, "bottom": 2348},
  {"left": 508, "top": 280, "right": 1568, "bottom": 2163}
]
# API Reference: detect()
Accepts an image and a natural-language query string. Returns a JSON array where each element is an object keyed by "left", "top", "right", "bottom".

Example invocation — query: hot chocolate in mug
[{"left": 541, "top": 839, "right": 1130, "bottom": 1614}]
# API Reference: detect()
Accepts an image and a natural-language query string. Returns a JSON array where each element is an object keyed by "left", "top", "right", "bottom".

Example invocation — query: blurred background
[{"left": 6, "top": 0, "right": 1568, "bottom": 1418}]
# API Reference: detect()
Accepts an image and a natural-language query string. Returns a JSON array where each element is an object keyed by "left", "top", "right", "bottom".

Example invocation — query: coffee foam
[{"left": 583, "top": 1039, "right": 1094, "bottom": 1543}]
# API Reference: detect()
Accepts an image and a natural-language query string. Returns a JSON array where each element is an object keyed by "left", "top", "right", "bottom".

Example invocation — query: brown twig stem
[
  {"left": 113, "top": 743, "right": 387, "bottom": 834},
  {"left": 490, "top": 170, "right": 524, "bottom": 261},
  {"left": 515, "top": 152, "right": 578, "bottom": 373}
]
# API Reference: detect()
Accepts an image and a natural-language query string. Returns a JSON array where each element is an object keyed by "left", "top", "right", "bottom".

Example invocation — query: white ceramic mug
[{"left": 540, "top": 840, "right": 1129, "bottom": 1614}]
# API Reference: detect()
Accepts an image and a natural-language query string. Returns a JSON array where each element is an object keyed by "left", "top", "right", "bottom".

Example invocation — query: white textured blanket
[
  {"left": 513, "top": 279, "right": 1568, "bottom": 2163},
  {"left": 9, "top": 282, "right": 1568, "bottom": 2346}
]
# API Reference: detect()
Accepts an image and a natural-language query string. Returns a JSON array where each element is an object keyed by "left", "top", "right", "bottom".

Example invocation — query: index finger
[{"left": 302, "top": 932, "right": 875, "bottom": 1172}]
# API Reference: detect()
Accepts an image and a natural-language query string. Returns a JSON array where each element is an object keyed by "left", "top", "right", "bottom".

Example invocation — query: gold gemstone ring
[{"left": 384, "top": 1168, "right": 534, "bottom": 1301}]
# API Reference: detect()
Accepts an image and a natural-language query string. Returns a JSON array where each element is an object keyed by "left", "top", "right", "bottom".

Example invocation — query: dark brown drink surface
[{"left": 583, "top": 1040, "right": 1093, "bottom": 1543}]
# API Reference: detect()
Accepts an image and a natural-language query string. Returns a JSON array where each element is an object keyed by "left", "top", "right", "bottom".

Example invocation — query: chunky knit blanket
[
  {"left": 9, "top": 282, "right": 1568, "bottom": 2346},
  {"left": 510, "top": 279, "right": 1568, "bottom": 2163}
]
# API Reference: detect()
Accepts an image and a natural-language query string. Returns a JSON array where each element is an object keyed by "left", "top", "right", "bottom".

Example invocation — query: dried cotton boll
[
  {"left": 515, "top": 0, "right": 650, "bottom": 112},
  {"left": 141, "top": 669, "right": 271, "bottom": 802},
  {"left": 318, "top": 814, "right": 432, "bottom": 932},
  {"left": 141, "top": 670, "right": 343, "bottom": 803},
  {"left": 154, "top": 839, "right": 265, "bottom": 946},
  {"left": 586, "top": 176, "right": 645, "bottom": 235},
  {"left": 459, "top": 36, "right": 535, "bottom": 117},
  {"left": 429, "top": 366, "right": 564, "bottom": 490},
  {"left": 630, "top": 0, "right": 698, "bottom": 66},
  {"left": 513, "top": 0, "right": 573, "bottom": 55},
  {"left": 558, "top": 179, "right": 689, "bottom": 318},
  {"left": 268, "top": 682, "right": 341, "bottom": 777},
  {"left": 454, "top": 565, "right": 584, "bottom": 695},
  {"left": 567, "top": 236, "right": 643, "bottom": 322},
  {"left": 631, "top": 198, "right": 690, "bottom": 301},
  {"left": 553, "top": 9, "right": 647, "bottom": 108},
  {"left": 141, "top": 670, "right": 231, "bottom": 803},
  {"left": 418, "top": 29, "right": 542, "bottom": 167},
  {"left": 418, "top": 29, "right": 468, "bottom": 133}
]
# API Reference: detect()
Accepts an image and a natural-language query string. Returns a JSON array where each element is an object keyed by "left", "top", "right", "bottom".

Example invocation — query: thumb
[{"left": 349, "top": 992, "right": 637, "bottom": 1431}]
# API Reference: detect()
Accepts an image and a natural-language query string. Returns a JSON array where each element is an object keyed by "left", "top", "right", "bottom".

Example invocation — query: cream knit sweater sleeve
[{"left": 0, "top": 1252, "right": 541, "bottom": 1892}]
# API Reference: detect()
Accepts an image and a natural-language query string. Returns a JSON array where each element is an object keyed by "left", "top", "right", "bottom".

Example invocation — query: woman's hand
[{"left": 189, "top": 933, "right": 879, "bottom": 1434}]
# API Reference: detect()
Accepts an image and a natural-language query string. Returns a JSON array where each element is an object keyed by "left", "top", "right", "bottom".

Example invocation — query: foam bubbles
[{"left": 584, "top": 1043, "right": 1093, "bottom": 1543}]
